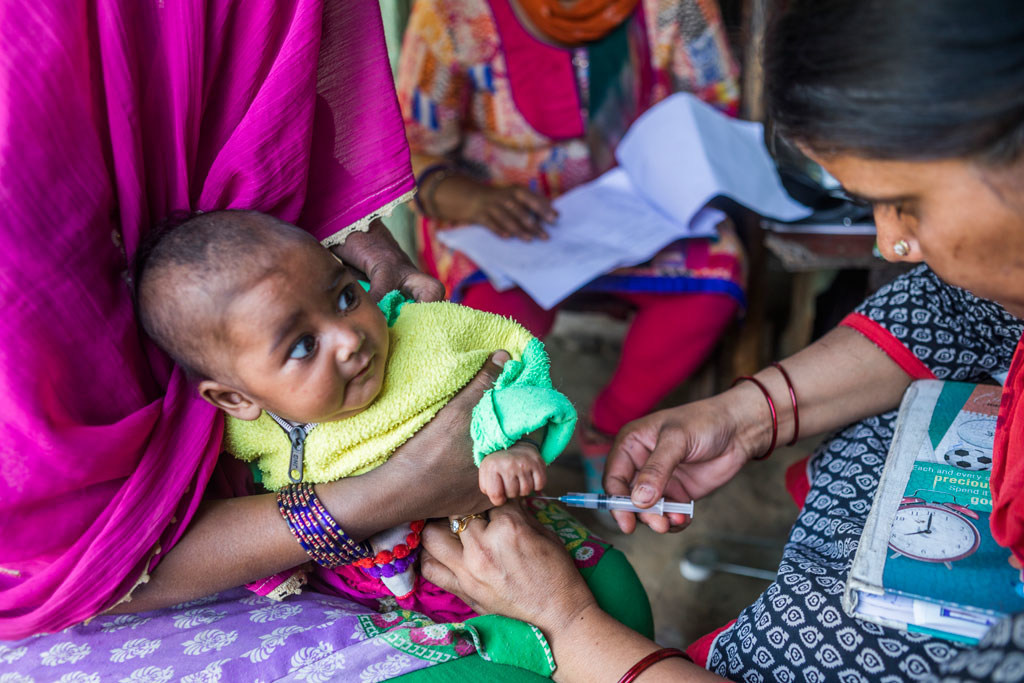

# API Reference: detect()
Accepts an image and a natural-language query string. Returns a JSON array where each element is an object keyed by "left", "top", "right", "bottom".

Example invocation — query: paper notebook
[{"left": 843, "top": 380, "right": 1024, "bottom": 643}]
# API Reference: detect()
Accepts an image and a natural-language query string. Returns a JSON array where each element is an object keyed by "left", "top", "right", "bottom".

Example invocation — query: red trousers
[{"left": 461, "top": 283, "right": 738, "bottom": 435}]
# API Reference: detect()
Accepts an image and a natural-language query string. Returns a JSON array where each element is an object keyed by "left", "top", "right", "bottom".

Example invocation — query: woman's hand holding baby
[
  {"left": 478, "top": 441, "right": 547, "bottom": 506},
  {"left": 329, "top": 218, "right": 445, "bottom": 303},
  {"left": 378, "top": 351, "right": 513, "bottom": 521}
]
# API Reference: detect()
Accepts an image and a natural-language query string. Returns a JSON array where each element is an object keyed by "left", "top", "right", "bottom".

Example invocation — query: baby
[{"left": 135, "top": 210, "right": 576, "bottom": 615}]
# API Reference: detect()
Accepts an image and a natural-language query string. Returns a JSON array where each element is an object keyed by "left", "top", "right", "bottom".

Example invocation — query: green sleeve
[{"left": 470, "top": 338, "right": 577, "bottom": 465}]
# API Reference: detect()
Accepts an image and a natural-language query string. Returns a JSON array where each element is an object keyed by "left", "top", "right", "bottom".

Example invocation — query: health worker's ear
[{"left": 197, "top": 380, "right": 264, "bottom": 421}]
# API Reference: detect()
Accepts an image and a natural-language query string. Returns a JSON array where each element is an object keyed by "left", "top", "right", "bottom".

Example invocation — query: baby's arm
[{"left": 478, "top": 440, "right": 548, "bottom": 507}]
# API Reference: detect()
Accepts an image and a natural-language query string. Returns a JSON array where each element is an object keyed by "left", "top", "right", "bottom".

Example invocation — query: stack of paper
[{"left": 438, "top": 93, "right": 812, "bottom": 309}]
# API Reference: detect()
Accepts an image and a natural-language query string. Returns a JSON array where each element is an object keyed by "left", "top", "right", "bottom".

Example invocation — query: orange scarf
[{"left": 516, "top": 0, "right": 639, "bottom": 44}]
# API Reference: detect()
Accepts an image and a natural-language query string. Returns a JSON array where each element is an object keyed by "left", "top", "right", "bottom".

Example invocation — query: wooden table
[
  {"left": 765, "top": 227, "right": 880, "bottom": 356},
  {"left": 732, "top": 220, "right": 883, "bottom": 375}
]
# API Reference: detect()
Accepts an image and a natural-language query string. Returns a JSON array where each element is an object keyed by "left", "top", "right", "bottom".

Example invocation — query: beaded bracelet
[
  {"left": 277, "top": 482, "right": 372, "bottom": 567},
  {"left": 731, "top": 376, "right": 778, "bottom": 460},
  {"left": 278, "top": 485, "right": 352, "bottom": 567},
  {"left": 352, "top": 520, "right": 425, "bottom": 579},
  {"left": 618, "top": 647, "right": 692, "bottom": 683},
  {"left": 771, "top": 361, "right": 800, "bottom": 445}
]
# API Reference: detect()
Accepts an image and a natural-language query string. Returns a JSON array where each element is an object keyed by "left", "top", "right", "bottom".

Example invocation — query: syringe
[{"left": 535, "top": 492, "right": 694, "bottom": 517}]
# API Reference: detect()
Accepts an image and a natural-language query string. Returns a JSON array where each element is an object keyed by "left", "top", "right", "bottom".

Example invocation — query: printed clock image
[{"left": 888, "top": 497, "right": 981, "bottom": 569}]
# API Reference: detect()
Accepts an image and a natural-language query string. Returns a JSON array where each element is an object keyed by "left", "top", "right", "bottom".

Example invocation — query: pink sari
[{"left": 0, "top": 0, "right": 413, "bottom": 639}]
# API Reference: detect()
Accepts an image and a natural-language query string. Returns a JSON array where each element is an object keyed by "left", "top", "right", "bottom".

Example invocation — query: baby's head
[{"left": 136, "top": 210, "right": 389, "bottom": 424}]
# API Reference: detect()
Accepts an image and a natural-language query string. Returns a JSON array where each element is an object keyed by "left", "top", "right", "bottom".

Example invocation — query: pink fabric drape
[{"left": 0, "top": 0, "right": 413, "bottom": 639}]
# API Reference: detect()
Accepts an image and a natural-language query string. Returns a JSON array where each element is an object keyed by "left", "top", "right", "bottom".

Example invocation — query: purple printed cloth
[
  {"left": 0, "top": 499, "right": 615, "bottom": 681},
  {"left": 0, "top": 587, "right": 478, "bottom": 682}
]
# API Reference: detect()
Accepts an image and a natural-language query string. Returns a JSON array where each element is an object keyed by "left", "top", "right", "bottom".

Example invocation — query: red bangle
[
  {"left": 618, "top": 647, "right": 691, "bottom": 683},
  {"left": 771, "top": 362, "right": 800, "bottom": 446},
  {"left": 732, "top": 376, "right": 777, "bottom": 460}
]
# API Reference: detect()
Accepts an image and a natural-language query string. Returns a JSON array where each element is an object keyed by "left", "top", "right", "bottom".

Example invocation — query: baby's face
[{"left": 214, "top": 239, "right": 389, "bottom": 424}]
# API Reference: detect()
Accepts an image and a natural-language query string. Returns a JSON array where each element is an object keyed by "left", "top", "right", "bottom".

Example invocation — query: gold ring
[{"left": 450, "top": 513, "right": 486, "bottom": 536}]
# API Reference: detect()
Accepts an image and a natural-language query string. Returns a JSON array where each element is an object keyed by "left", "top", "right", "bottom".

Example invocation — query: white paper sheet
[
  {"left": 440, "top": 169, "right": 725, "bottom": 308},
  {"left": 616, "top": 93, "right": 812, "bottom": 223},
  {"left": 438, "top": 93, "right": 812, "bottom": 308}
]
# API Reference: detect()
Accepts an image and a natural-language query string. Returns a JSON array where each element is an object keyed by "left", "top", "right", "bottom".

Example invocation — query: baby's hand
[{"left": 478, "top": 442, "right": 547, "bottom": 507}]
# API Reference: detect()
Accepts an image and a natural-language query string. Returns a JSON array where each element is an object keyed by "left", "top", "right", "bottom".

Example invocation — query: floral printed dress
[{"left": 397, "top": 0, "right": 745, "bottom": 306}]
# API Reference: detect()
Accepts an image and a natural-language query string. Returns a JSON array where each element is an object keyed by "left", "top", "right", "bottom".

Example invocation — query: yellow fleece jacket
[{"left": 224, "top": 291, "right": 577, "bottom": 490}]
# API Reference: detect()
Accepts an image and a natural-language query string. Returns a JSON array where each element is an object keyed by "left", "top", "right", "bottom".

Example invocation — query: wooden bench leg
[{"left": 779, "top": 271, "right": 816, "bottom": 357}]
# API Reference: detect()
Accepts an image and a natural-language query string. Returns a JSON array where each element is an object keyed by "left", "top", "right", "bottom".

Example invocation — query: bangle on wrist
[
  {"left": 414, "top": 163, "right": 459, "bottom": 218},
  {"left": 277, "top": 482, "right": 372, "bottom": 567},
  {"left": 618, "top": 647, "right": 692, "bottom": 683},
  {"left": 731, "top": 375, "right": 778, "bottom": 460},
  {"left": 771, "top": 361, "right": 800, "bottom": 445}
]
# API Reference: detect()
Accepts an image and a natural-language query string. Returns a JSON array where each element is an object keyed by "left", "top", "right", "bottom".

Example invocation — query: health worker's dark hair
[{"left": 765, "top": 0, "right": 1024, "bottom": 163}]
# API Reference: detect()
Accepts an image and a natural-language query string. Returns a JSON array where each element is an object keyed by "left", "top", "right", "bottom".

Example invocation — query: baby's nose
[{"left": 333, "top": 326, "right": 365, "bottom": 363}]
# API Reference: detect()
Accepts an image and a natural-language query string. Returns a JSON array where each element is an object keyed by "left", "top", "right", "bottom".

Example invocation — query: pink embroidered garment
[{"left": 0, "top": 0, "right": 413, "bottom": 639}]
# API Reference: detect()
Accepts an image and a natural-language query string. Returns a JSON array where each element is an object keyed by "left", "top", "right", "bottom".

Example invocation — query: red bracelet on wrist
[
  {"left": 618, "top": 647, "right": 692, "bottom": 683},
  {"left": 771, "top": 361, "right": 800, "bottom": 445},
  {"left": 732, "top": 375, "right": 778, "bottom": 460}
]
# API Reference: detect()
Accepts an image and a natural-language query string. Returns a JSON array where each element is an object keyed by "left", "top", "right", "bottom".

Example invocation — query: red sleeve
[
  {"left": 840, "top": 312, "right": 936, "bottom": 380},
  {"left": 686, "top": 619, "right": 735, "bottom": 668}
]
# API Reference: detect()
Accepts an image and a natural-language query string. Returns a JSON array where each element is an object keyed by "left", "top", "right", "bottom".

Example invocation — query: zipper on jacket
[{"left": 266, "top": 411, "right": 317, "bottom": 484}]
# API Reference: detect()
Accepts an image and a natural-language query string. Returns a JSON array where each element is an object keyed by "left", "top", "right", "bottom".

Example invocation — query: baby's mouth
[{"left": 351, "top": 355, "right": 374, "bottom": 382}]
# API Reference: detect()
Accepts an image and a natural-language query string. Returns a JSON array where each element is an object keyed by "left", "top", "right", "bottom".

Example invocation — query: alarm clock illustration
[{"left": 888, "top": 493, "right": 981, "bottom": 569}]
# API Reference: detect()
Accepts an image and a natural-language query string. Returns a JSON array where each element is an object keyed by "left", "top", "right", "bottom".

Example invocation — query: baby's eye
[
  {"left": 337, "top": 284, "right": 359, "bottom": 312},
  {"left": 288, "top": 335, "right": 317, "bottom": 360}
]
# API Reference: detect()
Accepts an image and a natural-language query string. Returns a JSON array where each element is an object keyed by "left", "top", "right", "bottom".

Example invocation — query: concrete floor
[{"left": 543, "top": 312, "right": 815, "bottom": 650}]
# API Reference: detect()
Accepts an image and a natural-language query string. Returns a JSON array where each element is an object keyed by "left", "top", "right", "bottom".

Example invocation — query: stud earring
[{"left": 893, "top": 240, "right": 910, "bottom": 257}]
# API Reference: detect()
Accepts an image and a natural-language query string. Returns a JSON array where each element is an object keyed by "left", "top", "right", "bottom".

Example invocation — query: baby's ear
[{"left": 198, "top": 380, "right": 263, "bottom": 420}]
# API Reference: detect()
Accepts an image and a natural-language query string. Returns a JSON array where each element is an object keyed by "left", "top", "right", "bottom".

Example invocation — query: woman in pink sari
[{"left": 0, "top": 2, "right": 638, "bottom": 680}]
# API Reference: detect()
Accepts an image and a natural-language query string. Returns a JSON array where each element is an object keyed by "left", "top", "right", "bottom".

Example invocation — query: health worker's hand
[
  {"left": 423, "top": 503, "right": 724, "bottom": 683},
  {"left": 604, "top": 394, "right": 767, "bottom": 534}
]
